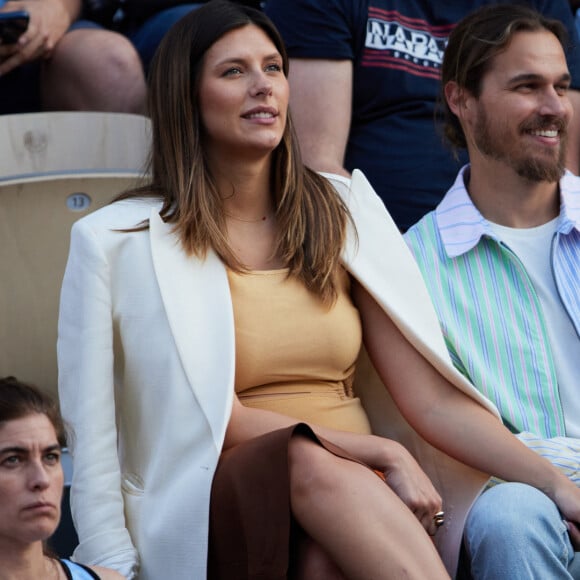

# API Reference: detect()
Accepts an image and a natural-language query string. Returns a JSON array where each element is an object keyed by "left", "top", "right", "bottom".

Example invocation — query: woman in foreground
[{"left": 57, "top": 1, "right": 580, "bottom": 579}]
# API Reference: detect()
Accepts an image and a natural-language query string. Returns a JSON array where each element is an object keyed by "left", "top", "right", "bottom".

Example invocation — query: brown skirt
[{"left": 207, "top": 423, "right": 359, "bottom": 580}]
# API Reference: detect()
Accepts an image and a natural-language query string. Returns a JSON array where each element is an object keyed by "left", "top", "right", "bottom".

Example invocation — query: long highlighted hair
[{"left": 119, "top": 0, "right": 352, "bottom": 304}]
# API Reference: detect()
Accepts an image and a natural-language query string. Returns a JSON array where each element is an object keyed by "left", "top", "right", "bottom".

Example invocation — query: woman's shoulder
[
  {"left": 74, "top": 196, "right": 162, "bottom": 232},
  {"left": 318, "top": 170, "right": 380, "bottom": 210},
  {"left": 318, "top": 171, "right": 352, "bottom": 193}
]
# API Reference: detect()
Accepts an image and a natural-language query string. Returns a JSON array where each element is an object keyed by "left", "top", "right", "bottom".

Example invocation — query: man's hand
[
  {"left": 567, "top": 521, "right": 580, "bottom": 551},
  {"left": 0, "top": 0, "right": 75, "bottom": 75},
  {"left": 549, "top": 477, "right": 580, "bottom": 551}
]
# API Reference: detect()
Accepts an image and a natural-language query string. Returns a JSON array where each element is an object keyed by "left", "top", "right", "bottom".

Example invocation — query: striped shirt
[
  {"left": 487, "top": 432, "right": 580, "bottom": 487},
  {"left": 405, "top": 165, "right": 580, "bottom": 439}
]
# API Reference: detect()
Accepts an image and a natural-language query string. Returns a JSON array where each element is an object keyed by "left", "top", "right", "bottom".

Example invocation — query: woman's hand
[
  {"left": 376, "top": 439, "right": 443, "bottom": 536},
  {"left": 227, "top": 397, "right": 445, "bottom": 535}
]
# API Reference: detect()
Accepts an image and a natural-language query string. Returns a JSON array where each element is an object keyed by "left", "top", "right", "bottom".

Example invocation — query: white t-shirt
[{"left": 489, "top": 218, "right": 580, "bottom": 437}]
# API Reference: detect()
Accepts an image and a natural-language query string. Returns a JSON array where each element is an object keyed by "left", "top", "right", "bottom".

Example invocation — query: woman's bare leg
[
  {"left": 292, "top": 533, "right": 346, "bottom": 580},
  {"left": 288, "top": 436, "right": 450, "bottom": 580}
]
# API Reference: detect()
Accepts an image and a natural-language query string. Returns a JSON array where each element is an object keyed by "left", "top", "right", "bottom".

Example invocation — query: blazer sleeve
[{"left": 57, "top": 218, "right": 139, "bottom": 579}]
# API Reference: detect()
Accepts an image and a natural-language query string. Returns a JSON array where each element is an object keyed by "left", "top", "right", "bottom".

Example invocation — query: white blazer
[{"left": 58, "top": 170, "right": 499, "bottom": 580}]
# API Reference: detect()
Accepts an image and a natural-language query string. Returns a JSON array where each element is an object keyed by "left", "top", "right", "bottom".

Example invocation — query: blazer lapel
[
  {"left": 342, "top": 169, "right": 452, "bottom": 358},
  {"left": 149, "top": 209, "right": 235, "bottom": 448},
  {"left": 342, "top": 169, "right": 498, "bottom": 414}
]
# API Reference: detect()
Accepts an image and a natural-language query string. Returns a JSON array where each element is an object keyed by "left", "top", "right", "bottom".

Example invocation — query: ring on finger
[{"left": 433, "top": 510, "right": 445, "bottom": 528}]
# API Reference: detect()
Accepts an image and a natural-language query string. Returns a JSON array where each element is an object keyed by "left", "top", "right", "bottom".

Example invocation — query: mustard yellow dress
[
  {"left": 210, "top": 268, "right": 374, "bottom": 578},
  {"left": 227, "top": 267, "right": 371, "bottom": 435}
]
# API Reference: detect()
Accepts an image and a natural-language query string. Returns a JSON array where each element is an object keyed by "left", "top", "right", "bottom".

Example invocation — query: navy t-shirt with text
[{"left": 266, "top": 0, "right": 580, "bottom": 230}]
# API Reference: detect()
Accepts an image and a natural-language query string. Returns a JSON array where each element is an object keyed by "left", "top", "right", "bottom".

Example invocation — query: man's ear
[
  {"left": 445, "top": 81, "right": 468, "bottom": 117},
  {"left": 445, "top": 80, "right": 478, "bottom": 135}
]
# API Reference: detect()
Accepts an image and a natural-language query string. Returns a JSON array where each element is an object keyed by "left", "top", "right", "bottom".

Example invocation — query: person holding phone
[
  {"left": 0, "top": 0, "right": 146, "bottom": 114},
  {"left": 0, "top": 10, "right": 30, "bottom": 45}
]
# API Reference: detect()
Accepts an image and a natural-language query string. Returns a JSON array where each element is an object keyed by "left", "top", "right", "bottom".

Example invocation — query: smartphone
[{"left": 0, "top": 10, "right": 29, "bottom": 44}]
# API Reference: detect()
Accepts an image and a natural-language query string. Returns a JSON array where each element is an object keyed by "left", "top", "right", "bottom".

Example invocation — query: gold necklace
[{"left": 225, "top": 212, "right": 270, "bottom": 223}]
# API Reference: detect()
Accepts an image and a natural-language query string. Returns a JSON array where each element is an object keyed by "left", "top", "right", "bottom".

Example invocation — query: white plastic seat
[
  {"left": 0, "top": 111, "right": 150, "bottom": 181},
  {"left": 0, "top": 112, "right": 151, "bottom": 400}
]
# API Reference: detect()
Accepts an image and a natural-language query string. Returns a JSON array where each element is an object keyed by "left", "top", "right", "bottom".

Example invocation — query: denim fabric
[
  {"left": 72, "top": 5, "right": 203, "bottom": 76},
  {"left": 463, "top": 483, "right": 575, "bottom": 579},
  {"left": 128, "top": 4, "right": 202, "bottom": 73}
]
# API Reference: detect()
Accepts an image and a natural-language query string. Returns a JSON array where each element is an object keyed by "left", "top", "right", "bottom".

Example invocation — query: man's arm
[{"left": 289, "top": 58, "right": 353, "bottom": 177}]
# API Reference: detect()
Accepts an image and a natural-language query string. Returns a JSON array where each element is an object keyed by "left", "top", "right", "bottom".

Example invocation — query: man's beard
[{"left": 473, "top": 107, "right": 567, "bottom": 183}]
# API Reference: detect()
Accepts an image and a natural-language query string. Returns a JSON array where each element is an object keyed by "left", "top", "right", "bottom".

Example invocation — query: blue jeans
[
  {"left": 461, "top": 483, "right": 575, "bottom": 579},
  {"left": 128, "top": 4, "right": 203, "bottom": 73},
  {"left": 73, "top": 4, "right": 203, "bottom": 75}
]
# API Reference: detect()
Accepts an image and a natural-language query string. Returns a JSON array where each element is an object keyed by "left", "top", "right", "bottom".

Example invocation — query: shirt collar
[{"left": 436, "top": 165, "right": 580, "bottom": 258}]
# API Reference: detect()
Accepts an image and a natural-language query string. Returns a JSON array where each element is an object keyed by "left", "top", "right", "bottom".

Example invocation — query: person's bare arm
[
  {"left": 288, "top": 58, "right": 353, "bottom": 177},
  {"left": 91, "top": 565, "right": 127, "bottom": 580},
  {"left": 352, "top": 279, "right": 580, "bottom": 548},
  {"left": 565, "top": 88, "right": 580, "bottom": 174},
  {"left": 224, "top": 394, "right": 442, "bottom": 529},
  {"left": 0, "top": 0, "right": 81, "bottom": 75}
]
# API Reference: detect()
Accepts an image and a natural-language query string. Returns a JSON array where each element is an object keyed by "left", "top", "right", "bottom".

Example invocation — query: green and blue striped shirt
[{"left": 405, "top": 166, "right": 580, "bottom": 439}]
